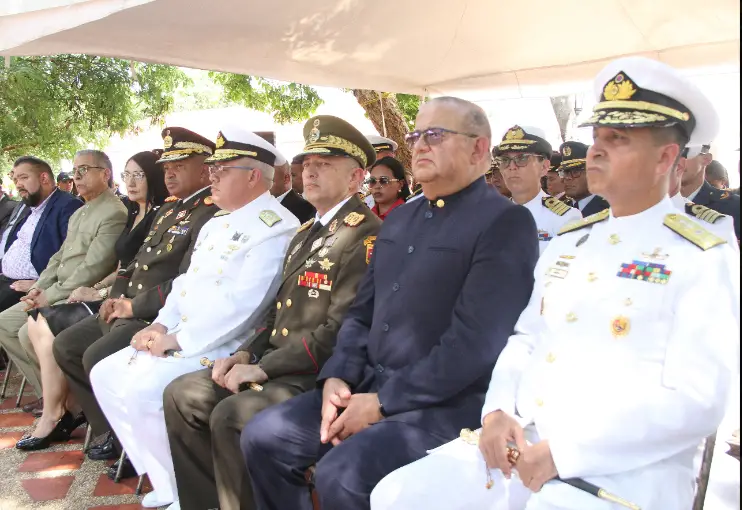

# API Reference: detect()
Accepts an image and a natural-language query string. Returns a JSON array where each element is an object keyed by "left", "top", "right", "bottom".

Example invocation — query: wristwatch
[{"left": 98, "top": 287, "right": 109, "bottom": 299}]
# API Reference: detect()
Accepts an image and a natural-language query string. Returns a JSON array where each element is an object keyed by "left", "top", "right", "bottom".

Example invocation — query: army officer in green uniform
[
  {"left": 52, "top": 127, "right": 218, "bottom": 476},
  {"left": 162, "top": 115, "right": 382, "bottom": 510}
]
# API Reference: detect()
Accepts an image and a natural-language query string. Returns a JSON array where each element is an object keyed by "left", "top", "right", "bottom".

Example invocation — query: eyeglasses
[
  {"left": 365, "top": 177, "right": 401, "bottom": 187},
  {"left": 208, "top": 164, "right": 256, "bottom": 177},
  {"left": 71, "top": 165, "right": 106, "bottom": 178},
  {"left": 495, "top": 154, "right": 544, "bottom": 168},
  {"left": 558, "top": 169, "right": 585, "bottom": 180},
  {"left": 121, "top": 171, "right": 146, "bottom": 181},
  {"left": 404, "top": 127, "right": 478, "bottom": 149}
]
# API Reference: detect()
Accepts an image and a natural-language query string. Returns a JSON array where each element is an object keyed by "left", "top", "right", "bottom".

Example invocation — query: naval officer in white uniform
[
  {"left": 90, "top": 128, "right": 300, "bottom": 508},
  {"left": 370, "top": 57, "right": 740, "bottom": 510},
  {"left": 494, "top": 126, "right": 581, "bottom": 255}
]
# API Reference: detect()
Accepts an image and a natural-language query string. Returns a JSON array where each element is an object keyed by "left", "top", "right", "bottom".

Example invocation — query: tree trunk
[
  {"left": 352, "top": 89, "right": 411, "bottom": 171},
  {"left": 550, "top": 95, "right": 577, "bottom": 144}
]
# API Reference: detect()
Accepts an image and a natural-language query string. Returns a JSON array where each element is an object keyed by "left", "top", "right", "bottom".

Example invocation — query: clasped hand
[
  {"left": 130, "top": 324, "right": 178, "bottom": 357},
  {"left": 320, "top": 378, "right": 383, "bottom": 446},
  {"left": 100, "top": 297, "right": 134, "bottom": 323}
]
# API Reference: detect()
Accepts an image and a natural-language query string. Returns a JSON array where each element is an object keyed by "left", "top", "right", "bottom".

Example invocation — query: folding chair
[
  {"left": 692, "top": 433, "right": 716, "bottom": 510},
  {"left": 15, "top": 375, "right": 27, "bottom": 408},
  {"left": 113, "top": 448, "right": 147, "bottom": 496},
  {"left": 0, "top": 357, "right": 12, "bottom": 399}
]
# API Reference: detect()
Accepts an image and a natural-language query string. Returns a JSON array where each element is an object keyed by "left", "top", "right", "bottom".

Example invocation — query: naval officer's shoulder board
[
  {"left": 542, "top": 196, "right": 573, "bottom": 216},
  {"left": 663, "top": 213, "right": 726, "bottom": 251},
  {"left": 557, "top": 208, "right": 610, "bottom": 235},
  {"left": 685, "top": 202, "right": 726, "bottom": 224}
]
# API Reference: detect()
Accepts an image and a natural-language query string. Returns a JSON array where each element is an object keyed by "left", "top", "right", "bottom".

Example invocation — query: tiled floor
[{"left": 0, "top": 368, "right": 154, "bottom": 510}]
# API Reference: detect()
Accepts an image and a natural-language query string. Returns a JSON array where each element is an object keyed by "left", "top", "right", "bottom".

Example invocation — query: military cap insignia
[
  {"left": 343, "top": 212, "right": 365, "bottom": 227},
  {"left": 204, "top": 196, "right": 214, "bottom": 206},
  {"left": 603, "top": 72, "right": 637, "bottom": 101},
  {"left": 216, "top": 132, "right": 226, "bottom": 148},
  {"left": 504, "top": 126, "right": 525, "bottom": 140},
  {"left": 214, "top": 210, "right": 231, "bottom": 217},
  {"left": 164, "top": 130, "right": 173, "bottom": 149},
  {"left": 562, "top": 146, "right": 572, "bottom": 157},
  {"left": 558, "top": 208, "right": 610, "bottom": 235},
  {"left": 259, "top": 210, "right": 283, "bottom": 227},
  {"left": 685, "top": 203, "right": 724, "bottom": 224},
  {"left": 297, "top": 219, "right": 315, "bottom": 233},
  {"left": 663, "top": 213, "right": 726, "bottom": 250},
  {"left": 542, "top": 197, "right": 571, "bottom": 216},
  {"left": 364, "top": 236, "right": 376, "bottom": 265},
  {"left": 165, "top": 196, "right": 178, "bottom": 203},
  {"left": 309, "top": 118, "right": 321, "bottom": 144}
]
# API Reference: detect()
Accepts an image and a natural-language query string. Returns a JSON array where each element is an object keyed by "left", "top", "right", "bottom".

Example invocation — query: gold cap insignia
[
  {"left": 562, "top": 146, "right": 572, "bottom": 157},
  {"left": 343, "top": 212, "right": 365, "bottom": 227},
  {"left": 603, "top": 72, "right": 637, "bottom": 101},
  {"left": 308, "top": 118, "right": 321, "bottom": 144},
  {"left": 216, "top": 132, "right": 226, "bottom": 149},
  {"left": 164, "top": 135, "right": 173, "bottom": 149},
  {"left": 505, "top": 126, "right": 525, "bottom": 141}
]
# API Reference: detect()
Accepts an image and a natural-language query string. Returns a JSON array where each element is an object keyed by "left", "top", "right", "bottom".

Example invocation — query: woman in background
[{"left": 367, "top": 157, "right": 410, "bottom": 220}]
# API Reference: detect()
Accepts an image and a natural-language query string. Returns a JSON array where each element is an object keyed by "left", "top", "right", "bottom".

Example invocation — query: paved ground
[{"left": 0, "top": 367, "right": 154, "bottom": 510}]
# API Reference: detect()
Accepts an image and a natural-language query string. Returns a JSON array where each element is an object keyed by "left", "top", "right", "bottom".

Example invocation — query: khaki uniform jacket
[
  {"left": 35, "top": 189, "right": 127, "bottom": 304},
  {"left": 241, "top": 194, "right": 381, "bottom": 390},
  {"left": 110, "top": 187, "right": 218, "bottom": 321}
]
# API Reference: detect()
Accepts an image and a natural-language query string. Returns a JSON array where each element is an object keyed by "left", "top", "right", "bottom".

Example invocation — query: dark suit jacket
[
  {"left": 4, "top": 190, "right": 84, "bottom": 275},
  {"left": 0, "top": 195, "right": 19, "bottom": 233},
  {"left": 243, "top": 195, "right": 381, "bottom": 391},
  {"left": 280, "top": 189, "right": 315, "bottom": 224},
  {"left": 693, "top": 181, "right": 741, "bottom": 241},
  {"left": 110, "top": 188, "right": 218, "bottom": 320},
  {"left": 318, "top": 178, "right": 539, "bottom": 441},
  {"left": 580, "top": 195, "right": 610, "bottom": 217}
]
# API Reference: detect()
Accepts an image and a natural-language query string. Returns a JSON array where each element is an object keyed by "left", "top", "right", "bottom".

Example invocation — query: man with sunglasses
[
  {"left": 559, "top": 141, "right": 610, "bottom": 216},
  {"left": 52, "top": 127, "right": 217, "bottom": 478},
  {"left": 0, "top": 150, "right": 127, "bottom": 399},
  {"left": 241, "top": 97, "right": 538, "bottom": 510},
  {"left": 90, "top": 128, "right": 300, "bottom": 509},
  {"left": 495, "top": 126, "right": 581, "bottom": 255}
]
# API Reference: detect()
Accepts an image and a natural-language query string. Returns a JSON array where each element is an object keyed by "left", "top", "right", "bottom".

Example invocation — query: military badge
[
  {"left": 311, "top": 238, "right": 324, "bottom": 252},
  {"left": 298, "top": 271, "right": 332, "bottom": 291},
  {"left": 576, "top": 234, "right": 589, "bottom": 247},
  {"left": 216, "top": 132, "right": 226, "bottom": 148},
  {"left": 204, "top": 197, "right": 214, "bottom": 206},
  {"left": 364, "top": 236, "right": 376, "bottom": 265},
  {"left": 641, "top": 247, "right": 668, "bottom": 260},
  {"left": 611, "top": 316, "right": 631, "bottom": 338},
  {"left": 504, "top": 126, "right": 525, "bottom": 140},
  {"left": 319, "top": 258, "right": 335, "bottom": 271},
  {"left": 309, "top": 118, "right": 321, "bottom": 144},
  {"left": 308, "top": 289, "right": 320, "bottom": 299},
  {"left": 537, "top": 230, "right": 552, "bottom": 242},
  {"left": 318, "top": 247, "right": 330, "bottom": 258},
  {"left": 167, "top": 244, "right": 173, "bottom": 252},
  {"left": 297, "top": 219, "right": 315, "bottom": 233},
  {"left": 164, "top": 210, "right": 173, "bottom": 218},
  {"left": 343, "top": 212, "right": 365, "bottom": 227},
  {"left": 165, "top": 196, "right": 178, "bottom": 203},
  {"left": 259, "top": 210, "right": 282, "bottom": 227},
  {"left": 603, "top": 73, "right": 637, "bottom": 101},
  {"left": 305, "top": 258, "right": 316, "bottom": 269},
  {"left": 328, "top": 219, "right": 339, "bottom": 234},
  {"left": 617, "top": 260, "right": 671, "bottom": 284},
  {"left": 232, "top": 232, "right": 243, "bottom": 241},
  {"left": 176, "top": 211, "right": 187, "bottom": 221},
  {"left": 546, "top": 267, "right": 568, "bottom": 279},
  {"left": 562, "top": 146, "right": 572, "bottom": 157},
  {"left": 291, "top": 242, "right": 303, "bottom": 256},
  {"left": 164, "top": 133, "right": 173, "bottom": 148}
]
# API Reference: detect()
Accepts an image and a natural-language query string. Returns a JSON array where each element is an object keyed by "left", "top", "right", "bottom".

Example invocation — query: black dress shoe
[
  {"left": 87, "top": 432, "right": 119, "bottom": 461},
  {"left": 15, "top": 412, "right": 75, "bottom": 451},
  {"left": 107, "top": 457, "right": 137, "bottom": 480},
  {"left": 71, "top": 412, "right": 87, "bottom": 430},
  {"left": 22, "top": 398, "right": 44, "bottom": 416}
]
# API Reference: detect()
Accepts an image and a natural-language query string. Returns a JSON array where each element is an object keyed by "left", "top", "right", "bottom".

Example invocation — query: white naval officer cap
[
  {"left": 366, "top": 134, "right": 399, "bottom": 153},
  {"left": 206, "top": 126, "right": 285, "bottom": 166},
  {"left": 580, "top": 56, "right": 720, "bottom": 146}
]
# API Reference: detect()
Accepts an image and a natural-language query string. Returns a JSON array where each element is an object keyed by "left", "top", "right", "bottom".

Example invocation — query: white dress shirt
[
  {"left": 2, "top": 189, "right": 56, "bottom": 279},
  {"left": 315, "top": 195, "right": 353, "bottom": 226}
]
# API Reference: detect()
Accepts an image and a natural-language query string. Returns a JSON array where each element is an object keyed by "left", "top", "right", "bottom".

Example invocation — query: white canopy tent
[{"left": 1, "top": 0, "right": 739, "bottom": 98}]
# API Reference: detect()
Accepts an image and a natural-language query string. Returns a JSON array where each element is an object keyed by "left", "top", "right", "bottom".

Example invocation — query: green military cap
[
  {"left": 296, "top": 115, "right": 376, "bottom": 169},
  {"left": 157, "top": 127, "right": 216, "bottom": 164}
]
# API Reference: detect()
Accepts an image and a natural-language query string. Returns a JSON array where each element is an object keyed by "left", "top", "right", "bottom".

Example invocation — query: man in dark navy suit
[
  {"left": 0, "top": 156, "right": 82, "bottom": 312},
  {"left": 240, "top": 97, "right": 539, "bottom": 510}
]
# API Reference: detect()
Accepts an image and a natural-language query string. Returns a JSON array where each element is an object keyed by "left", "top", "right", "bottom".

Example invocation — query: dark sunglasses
[
  {"left": 365, "top": 177, "right": 401, "bottom": 186},
  {"left": 404, "top": 127, "right": 478, "bottom": 149}
]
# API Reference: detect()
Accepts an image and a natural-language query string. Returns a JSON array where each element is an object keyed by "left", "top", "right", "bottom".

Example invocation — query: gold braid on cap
[
  {"left": 303, "top": 135, "right": 367, "bottom": 167},
  {"left": 173, "top": 141, "right": 214, "bottom": 155},
  {"left": 206, "top": 149, "right": 259, "bottom": 162},
  {"left": 592, "top": 100, "right": 690, "bottom": 122},
  {"left": 560, "top": 158, "right": 586, "bottom": 169}
]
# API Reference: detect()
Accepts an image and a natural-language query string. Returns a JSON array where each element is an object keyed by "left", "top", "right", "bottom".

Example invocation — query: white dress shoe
[{"left": 141, "top": 491, "right": 174, "bottom": 508}]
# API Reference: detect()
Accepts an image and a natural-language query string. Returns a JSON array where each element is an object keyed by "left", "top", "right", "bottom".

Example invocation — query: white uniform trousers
[{"left": 90, "top": 346, "right": 207, "bottom": 502}]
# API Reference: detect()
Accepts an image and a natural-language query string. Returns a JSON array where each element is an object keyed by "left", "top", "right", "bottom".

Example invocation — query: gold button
[
  {"left": 566, "top": 312, "right": 578, "bottom": 322},
  {"left": 193, "top": 267, "right": 199, "bottom": 273},
  {"left": 143, "top": 265, "right": 149, "bottom": 271},
  {"left": 135, "top": 263, "right": 139, "bottom": 268},
  {"left": 436, "top": 199, "right": 445, "bottom": 208},
  {"left": 271, "top": 329, "right": 277, "bottom": 336},
  {"left": 129, "top": 282, "right": 133, "bottom": 287},
  {"left": 587, "top": 272, "right": 597, "bottom": 282},
  {"left": 60, "top": 264, "right": 64, "bottom": 269},
  {"left": 286, "top": 299, "right": 292, "bottom": 308},
  {"left": 218, "top": 268, "right": 223, "bottom": 275},
  {"left": 181, "top": 291, "right": 186, "bottom": 297},
  {"left": 535, "top": 398, "right": 544, "bottom": 407},
  {"left": 147, "top": 247, "right": 152, "bottom": 253},
  {"left": 546, "top": 353, "right": 556, "bottom": 363},
  {"left": 624, "top": 298, "right": 633, "bottom": 306},
  {"left": 277, "top": 302, "right": 282, "bottom": 310},
  {"left": 281, "top": 328, "right": 289, "bottom": 337},
  {"left": 609, "top": 234, "right": 621, "bottom": 245},
  {"left": 208, "top": 245, "right": 214, "bottom": 251},
  {"left": 157, "top": 250, "right": 162, "bottom": 255},
  {"left": 182, "top": 315, "right": 188, "bottom": 322},
  {"left": 137, "top": 284, "right": 143, "bottom": 290}
]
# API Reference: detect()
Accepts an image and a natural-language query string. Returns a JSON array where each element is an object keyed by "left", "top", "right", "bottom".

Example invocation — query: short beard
[{"left": 21, "top": 189, "right": 44, "bottom": 207}]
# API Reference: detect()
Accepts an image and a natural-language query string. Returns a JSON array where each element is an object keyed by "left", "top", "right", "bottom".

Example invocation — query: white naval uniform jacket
[
  {"left": 519, "top": 190, "right": 582, "bottom": 256},
  {"left": 153, "top": 191, "right": 300, "bottom": 364},
  {"left": 482, "top": 197, "right": 740, "bottom": 510}
]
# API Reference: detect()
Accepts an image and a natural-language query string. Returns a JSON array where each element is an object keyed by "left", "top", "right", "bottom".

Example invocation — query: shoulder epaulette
[
  {"left": 663, "top": 213, "right": 726, "bottom": 250},
  {"left": 343, "top": 212, "right": 365, "bottom": 227},
  {"left": 542, "top": 196, "right": 572, "bottom": 216},
  {"left": 214, "top": 210, "right": 230, "bottom": 218},
  {"left": 164, "top": 196, "right": 178, "bottom": 203},
  {"left": 297, "top": 218, "right": 315, "bottom": 233},
  {"left": 259, "top": 210, "right": 282, "bottom": 227},
  {"left": 558, "top": 208, "right": 610, "bottom": 235},
  {"left": 685, "top": 202, "right": 725, "bottom": 224}
]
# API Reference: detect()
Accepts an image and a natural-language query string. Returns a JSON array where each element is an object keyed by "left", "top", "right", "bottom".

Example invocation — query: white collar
[
  {"left": 669, "top": 193, "right": 689, "bottom": 210},
  {"left": 604, "top": 196, "right": 673, "bottom": 229},
  {"left": 182, "top": 186, "right": 210, "bottom": 204},
  {"left": 315, "top": 195, "right": 353, "bottom": 225},
  {"left": 277, "top": 189, "right": 292, "bottom": 203},
  {"left": 521, "top": 189, "right": 546, "bottom": 209}
]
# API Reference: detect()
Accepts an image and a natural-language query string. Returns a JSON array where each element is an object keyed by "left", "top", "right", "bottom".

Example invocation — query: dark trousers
[
  {"left": 52, "top": 314, "right": 148, "bottom": 439},
  {"left": 0, "top": 275, "right": 24, "bottom": 313},
  {"left": 164, "top": 369, "right": 305, "bottom": 510},
  {"left": 241, "top": 390, "right": 442, "bottom": 510}
]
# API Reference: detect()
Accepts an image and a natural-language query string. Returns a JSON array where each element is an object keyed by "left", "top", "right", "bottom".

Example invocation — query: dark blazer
[
  {"left": 110, "top": 188, "right": 218, "bottom": 321},
  {"left": 4, "top": 190, "right": 83, "bottom": 275},
  {"left": 280, "top": 189, "right": 316, "bottom": 224},
  {"left": 318, "top": 178, "right": 539, "bottom": 441},
  {"left": 243, "top": 195, "right": 381, "bottom": 390},
  {"left": 580, "top": 195, "right": 610, "bottom": 217},
  {"left": 693, "top": 181, "right": 741, "bottom": 241},
  {"left": 0, "top": 195, "right": 19, "bottom": 233}
]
